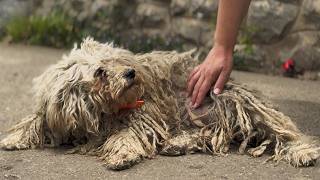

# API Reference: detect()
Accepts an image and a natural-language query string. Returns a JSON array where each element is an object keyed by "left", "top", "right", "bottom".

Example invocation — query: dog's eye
[{"left": 94, "top": 68, "right": 107, "bottom": 78}]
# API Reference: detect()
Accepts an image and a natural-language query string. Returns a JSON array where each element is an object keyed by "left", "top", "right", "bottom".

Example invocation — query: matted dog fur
[{"left": 1, "top": 38, "right": 319, "bottom": 170}]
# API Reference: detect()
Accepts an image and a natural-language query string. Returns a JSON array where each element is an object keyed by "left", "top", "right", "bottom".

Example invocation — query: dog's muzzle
[{"left": 123, "top": 69, "right": 135, "bottom": 79}]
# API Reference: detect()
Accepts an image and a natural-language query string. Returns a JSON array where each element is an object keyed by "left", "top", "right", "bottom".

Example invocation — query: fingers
[
  {"left": 187, "top": 66, "right": 200, "bottom": 83},
  {"left": 213, "top": 69, "right": 231, "bottom": 95},
  {"left": 191, "top": 73, "right": 204, "bottom": 104},
  {"left": 192, "top": 67, "right": 221, "bottom": 108},
  {"left": 187, "top": 70, "right": 201, "bottom": 96},
  {"left": 193, "top": 79, "right": 211, "bottom": 108}
]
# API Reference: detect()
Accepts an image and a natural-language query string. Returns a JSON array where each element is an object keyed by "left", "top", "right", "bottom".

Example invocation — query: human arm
[{"left": 187, "top": 0, "right": 251, "bottom": 108}]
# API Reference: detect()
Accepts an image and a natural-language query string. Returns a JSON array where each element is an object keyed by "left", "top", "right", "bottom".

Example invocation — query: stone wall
[
  {"left": 1, "top": 0, "right": 320, "bottom": 76},
  {"left": 35, "top": 0, "right": 218, "bottom": 52}
]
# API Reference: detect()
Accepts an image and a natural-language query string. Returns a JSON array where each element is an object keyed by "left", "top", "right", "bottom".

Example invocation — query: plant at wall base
[
  {"left": 5, "top": 16, "right": 31, "bottom": 42},
  {"left": 233, "top": 44, "right": 254, "bottom": 71},
  {"left": 238, "top": 25, "right": 259, "bottom": 45},
  {"left": 209, "top": 11, "right": 218, "bottom": 29},
  {"left": 233, "top": 53, "right": 250, "bottom": 71},
  {"left": 6, "top": 12, "right": 84, "bottom": 48},
  {"left": 233, "top": 25, "right": 260, "bottom": 71},
  {"left": 0, "top": 29, "right": 6, "bottom": 41}
]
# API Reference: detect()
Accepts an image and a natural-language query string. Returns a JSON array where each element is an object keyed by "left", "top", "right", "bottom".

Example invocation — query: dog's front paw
[
  {"left": 1, "top": 114, "right": 43, "bottom": 151},
  {"left": 106, "top": 153, "right": 142, "bottom": 170},
  {"left": 160, "top": 144, "right": 187, "bottom": 156},
  {"left": 0, "top": 131, "right": 30, "bottom": 150},
  {"left": 160, "top": 133, "right": 201, "bottom": 156}
]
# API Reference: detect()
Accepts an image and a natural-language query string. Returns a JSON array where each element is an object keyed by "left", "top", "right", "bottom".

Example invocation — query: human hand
[{"left": 187, "top": 46, "right": 233, "bottom": 108}]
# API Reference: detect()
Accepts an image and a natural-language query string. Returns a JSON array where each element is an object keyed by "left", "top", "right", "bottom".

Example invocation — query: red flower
[{"left": 282, "top": 59, "right": 295, "bottom": 71}]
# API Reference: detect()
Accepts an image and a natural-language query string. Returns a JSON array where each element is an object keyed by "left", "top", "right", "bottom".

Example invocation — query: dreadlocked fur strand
[{"left": 1, "top": 38, "right": 319, "bottom": 170}]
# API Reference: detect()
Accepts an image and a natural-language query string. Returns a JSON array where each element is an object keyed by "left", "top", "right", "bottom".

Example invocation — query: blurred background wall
[{"left": 0, "top": 0, "right": 319, "bottom": 78}]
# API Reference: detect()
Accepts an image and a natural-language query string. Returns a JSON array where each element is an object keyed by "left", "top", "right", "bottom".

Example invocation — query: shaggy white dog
[{"left": 1, "top": 38, "right": 319, "bottom": 170}]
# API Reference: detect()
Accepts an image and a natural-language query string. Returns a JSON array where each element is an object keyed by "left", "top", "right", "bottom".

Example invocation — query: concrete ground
[{"left": 0, "top": 43, "right": 319, "bottom": 180}]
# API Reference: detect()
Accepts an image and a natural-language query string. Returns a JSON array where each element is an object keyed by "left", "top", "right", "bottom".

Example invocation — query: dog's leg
[
  {"left": 0, "top": 114, "right": 44, "bottom": 150},
  {"left": 99, "top": 126, "right": 154, "bottom": 170},
  {"left": 160, "top": 131, "right": 202, "bottom": 156}
]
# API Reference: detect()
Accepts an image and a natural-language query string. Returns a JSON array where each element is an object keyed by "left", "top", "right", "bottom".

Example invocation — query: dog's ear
[
  {"left": 92, "top": 67, "right": 107, "bottom": 92},
  {"left": 94, "top": 68, "right": 108, "bottom": 82},
  {"left": 94, "top": 68, "right": 104, "bottom": 78}
]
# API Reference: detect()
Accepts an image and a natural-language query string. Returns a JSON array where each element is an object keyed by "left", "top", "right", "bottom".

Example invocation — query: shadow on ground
[{"left": 274, "top": 99, "right": 320, "bottom": 137}]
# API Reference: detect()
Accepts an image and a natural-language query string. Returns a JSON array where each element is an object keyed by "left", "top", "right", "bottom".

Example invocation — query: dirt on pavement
[{"left": 0, "top": 43, "right": 319, "bottom": 180}]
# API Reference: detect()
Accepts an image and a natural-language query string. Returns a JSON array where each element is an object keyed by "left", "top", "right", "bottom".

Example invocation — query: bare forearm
[
  {"left": 214, "top": 0, "right": 251, "bottom": 54},
  {"left": 187, "top": 0, "right": 251, "bottom": 108}
]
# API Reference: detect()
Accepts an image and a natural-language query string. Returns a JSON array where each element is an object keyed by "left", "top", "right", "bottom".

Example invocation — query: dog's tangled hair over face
[{"left": 1, "top": 38, "right": 319, "bottom": 170}]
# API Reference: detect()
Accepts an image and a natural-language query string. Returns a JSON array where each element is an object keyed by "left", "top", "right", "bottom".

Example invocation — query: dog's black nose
[{"left": 123, "top": 69, "right": 135, "bottom": 79}]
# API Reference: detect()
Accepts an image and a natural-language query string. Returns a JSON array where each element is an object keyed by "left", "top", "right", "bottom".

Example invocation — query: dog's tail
[
  {"left": 269, "top": 136, "right": 320, "bottom": 167},
  {"left": 0, "top": 114, "right": 44, "bottom": 150}
]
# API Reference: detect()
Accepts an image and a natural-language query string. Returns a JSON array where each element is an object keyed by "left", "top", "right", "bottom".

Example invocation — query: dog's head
[
  {"left": 90, "top": 57, "right": 145, "bottom": 113},
  {"left": 35, "top": 39, "right": 145, "bottom": 120}
]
